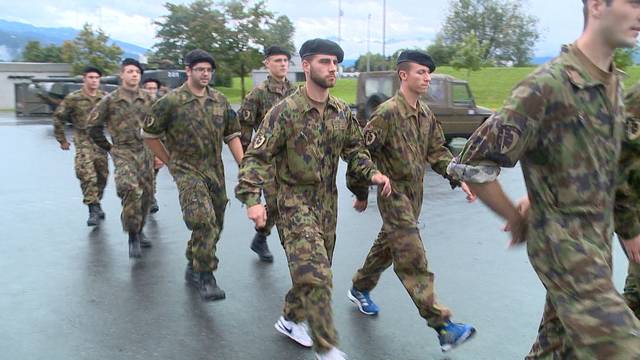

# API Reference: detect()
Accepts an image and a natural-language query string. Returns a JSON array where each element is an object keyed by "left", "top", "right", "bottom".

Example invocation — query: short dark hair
[
  {"left": 583, "top": 0, "right": 614, "bottom": 28},
  {"left": 396, "top": 61, "right": 413, "bottom": 80}
]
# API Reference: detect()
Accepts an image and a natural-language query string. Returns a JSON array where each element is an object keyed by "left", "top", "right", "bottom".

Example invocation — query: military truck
[
  {"left": 15, "top": 69, "right": 188, "bottom": 117},
  {"left": 355, "top": 71, "right": 493, "bottom": 139}
]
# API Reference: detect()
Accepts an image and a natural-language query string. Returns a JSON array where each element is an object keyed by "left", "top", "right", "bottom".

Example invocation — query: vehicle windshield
[
  {"left": 452, "top": 83, "right": 474, "bottom": 106},
  {"left": 364, "top": 77, "right": 394, "bottom": 98}
]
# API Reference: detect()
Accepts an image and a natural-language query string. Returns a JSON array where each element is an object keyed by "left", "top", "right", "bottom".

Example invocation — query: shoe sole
[
  {"left": 274, "top": 319, "right": 313, "bottom": 348},
  {"left": 441, "top": 327, "right": 476, "bottom": 352},
  {"left": 347, "top": 289, "right": 378, "bottom": 316}
]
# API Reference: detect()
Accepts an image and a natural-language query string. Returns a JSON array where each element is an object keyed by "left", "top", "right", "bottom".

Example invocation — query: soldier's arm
[
  {"left": 52, "top": 97, "right": 71, "bottom": 146},
  {"left": 346, "top": 112, "right": 388, "bottom": 200},
  {"left": 235, "top": 105, "right": 286, "bottom": 208},
  {"left": 615, "top": 115, "right": 640, "bottom": 242},
  {"left": 426, "top": 113, "right": 460, "bottom": 188},
  {"left": 238, "top": 89, "right": 260, "bottom": 152},
  {"left": 447, "top": 77, "right": 544, "bottom": 245},
  {"left": 342, "top": 109, "right": 382, "bottom": 200},
  {"left": 142, "top": 96, "right": 174, "bottom": 164},
  {"left": 222, "top": 101, "right": 243, "bottom": 164},
  {"left": 87, "top": 97, "right": 112, "bottom": 152}
]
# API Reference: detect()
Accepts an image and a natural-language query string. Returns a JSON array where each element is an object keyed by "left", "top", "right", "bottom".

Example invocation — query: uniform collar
[
  {"left": 395, "top": 90, "right": 427, "bottom": 118},
  {"left": 266, "top": 75, "right": 291, "bottom": 95},
  {"left": 113, "top": 87, "right": 147, "bottom": 102},
  {"left": 175, "top": 83, "right": 215, "bottom": 104},
  {"left": 295, "top": 85, "right": 342, "bottom": 114},
  {"left": 560, "top": 44, "right": 625, "bottom": 89}
]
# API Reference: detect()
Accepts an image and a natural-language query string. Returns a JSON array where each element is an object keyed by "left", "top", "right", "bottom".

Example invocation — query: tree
[
  {"left": 22, "top": 41, "right": 64, "bottom": 62},
  {"left": 426, "top": 35, "right": 456, "bottom": 66},
  {"left": 64, "top": 24, "right": 123, "bottom": 75},
  {"left": 614, "top": 47, "right": 637, "bottom": 70},
  {"left": 354, "top": 53, "right": 391, "bottom": 72},
  {"left": 451, "top": 33, "right": 485, "bottom": 78},
  {"left": 153, "top": 0, "right": 295, "bottom": 96},
  {"left": 439, "top": 0, "right": 539, "bottom": 66}
]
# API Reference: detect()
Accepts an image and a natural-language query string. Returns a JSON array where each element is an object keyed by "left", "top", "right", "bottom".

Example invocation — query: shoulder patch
[
  {"left": 253, "top": 131, "right": 266, "bottom": 149},
  {"left": 88, "top": 111, "right": 100, "bottom": 123},
  {"left": 144, "top": 114, "right": 156, "bottom": 128},
  {"left": 365, "top": 131, "right": 376, "bottom": 146}
]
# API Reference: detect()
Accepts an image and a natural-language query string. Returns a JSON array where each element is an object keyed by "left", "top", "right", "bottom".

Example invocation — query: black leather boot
[
  {"left": 250, "top": 232, "right": 273, "bottom": 262},
  {"left": 87, "top": 204, "right": 100, "bottom": 226},
  {"left": 128, "top": 231, "right": 142, "bottom": 258}
]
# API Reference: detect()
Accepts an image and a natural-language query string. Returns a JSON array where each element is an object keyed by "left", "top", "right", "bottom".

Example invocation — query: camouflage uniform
[
  {"left": 142, "top": 84, "right": 240, "bottom": 273},
  {"left": 448, "top": 44, "right": 640, "bottom": 358},
  {"left": 235, "top": 86, "right": 379, "bottom": 351},
  {"left": 349, "top": 91, "right": 457, "bottom": 328},
  {"left": 615, "top": 82, "right": 640, "bottom": 320},
  {"left": 87, "top": 88, "right": 154, "bottom": 233},
  {"left": 53, "top": 89, "right": 109, "bottom": 205},
  {"left": 238, "top": 75, "right": 294, "bottom": 236}
]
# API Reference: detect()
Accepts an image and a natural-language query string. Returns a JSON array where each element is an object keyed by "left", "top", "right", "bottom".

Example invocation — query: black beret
[
  {"left": 264, "top": 45, "right": 291, "bottom": 59},
  {"left": 121, "top": 58, "right": 144, "bottom": 74},
  {"left": 142, "top": 78, "right": 161, "bottom": 87},
  {"left": 82, "top": 66, "right": 102, "bottom": 76},
  {"left": 299, "top": 38, "right": 344, "bottom": 63},
  {"left": 397, "top": 50, "right": 436, "bottom": 73},
  {"left": 184, "top": 49, "right": 216, "bottom": 69}
]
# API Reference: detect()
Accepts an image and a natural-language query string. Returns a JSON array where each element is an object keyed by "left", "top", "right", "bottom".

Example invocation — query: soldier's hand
[
  {"left": 60, "top": 141, "right": 70, "bottom": 150},
  {"left": 371, "top": 173, "right": 392, "bottom": 197},
  {"left": 503, "top": 195, "right": 530, "bottom": 231},
  {"left": 622, "top": 235, "right": 640, "bottom": 263},
  {"left": 247, "top": 204, "right": 267, "bottom": 229},
  {"left": 505, "top": 213, "right": 528, "bottom": 247},
  {"left": 461, "top": 182, "right": 476, "bottom": 202},
  {"left": 353, "top": 199, "right": 368, "bottom": 212}
]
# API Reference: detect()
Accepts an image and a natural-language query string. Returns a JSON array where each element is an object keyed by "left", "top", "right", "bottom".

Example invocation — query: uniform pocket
[{"left": 286, "top": 129, "right": 321, "bottom": 184}]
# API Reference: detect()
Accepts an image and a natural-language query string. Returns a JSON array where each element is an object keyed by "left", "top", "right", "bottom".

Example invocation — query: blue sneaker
[
  {"left": 347, "top": 287, "right": 379, "bottom": 315},
  {"left": 437, "top": 321, "right": 476, "bottom": 352}
]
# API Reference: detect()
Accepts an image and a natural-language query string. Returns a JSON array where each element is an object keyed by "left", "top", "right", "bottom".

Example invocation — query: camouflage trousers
[
  {"left": 74, "top": 143, "right": 108, "bottom": 205},
  {"left": 174, "top": 171, "right": 227, "bottom": 273},
  {"left": 111, "top": 146, "right": 154, "bottom": 233},
  {"left": 525, "top": 214, "right": 640, "bottom": 359},
  {"left": 277, "top": 189, "right": 338, "bottom": 352},
  {"left": 256, "top": 181, "right": 279, "bottom": 237},
  {"left": 352, "top": 183, "right": 450, "bottom": 328},
  {"left": 625, "top": 261, "right": 640, "bottom": 319}
]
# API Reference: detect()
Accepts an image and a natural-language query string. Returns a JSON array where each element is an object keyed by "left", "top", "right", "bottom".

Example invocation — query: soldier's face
[
  {"left": 143, "top": 82, "right": 159, "bottom": 97},
  {"left": 304, "top": 55, "right": 338, "bottom": 89},
  {"left": 597, "top": 0, "right": 640, "bottom": 48},
  {"left": 400, "top": 63, "right": 431, "bottom": 95},
  {"left": 120, "top": 65, "right": 141, "bottom": 88},
  {"left": 265, "top": 55, "right": 289, "bottom": 79},
  {"left": 83, "top": 72, "right": 101, "bottom": 91},
  {"left": 186, "top": 62, "right": 213, "bottom": 89}
]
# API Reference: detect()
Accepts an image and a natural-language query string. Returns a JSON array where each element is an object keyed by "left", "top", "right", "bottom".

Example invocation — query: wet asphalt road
[{"left": 0, "top": 111, "right": 633, "bottom": 360}]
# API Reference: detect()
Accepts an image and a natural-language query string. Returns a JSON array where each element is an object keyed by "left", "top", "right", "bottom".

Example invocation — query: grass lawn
[{"left": 218, "top": 66, "right": 640, "bottom": 108}]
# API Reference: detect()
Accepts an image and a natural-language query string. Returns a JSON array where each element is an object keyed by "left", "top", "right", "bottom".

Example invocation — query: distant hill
[{"left": 0, "top": 19, "right": 148, "bottom": 61}]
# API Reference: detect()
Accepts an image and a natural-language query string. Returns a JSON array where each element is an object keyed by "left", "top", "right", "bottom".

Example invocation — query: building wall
[
  {"left": 250, "top": 54, "right": 305, "bottom": 89},
  {"left": 0, "top": 62, "right": 71, "bottom": 109}
]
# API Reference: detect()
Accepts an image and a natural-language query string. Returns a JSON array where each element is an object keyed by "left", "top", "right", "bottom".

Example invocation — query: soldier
[
  {"left": 88, "top": 58, "right": 155, "bottom": 259},
  {"left": 347, "top": 50, "right": 477, "bottom": 353},
  {"left": 447, "top": 0, "right": 640, "bottom": 357},
  {"left": 142, "top": 77, "right": 164, "bottom": 214},
  {"left": 142, "top": 49, "right": 244, "bottom": 301},
  {"left": 235, "top": 39, "right": 391, "bottom": 360},
  {"left": 238, "top": 45, "right": 295, "bottom": 262},
  {"left": 615, "top": 82, "right": 640, "bottom": 319},
  {"left": 53, "top": 66, "right": 109, "bottom": 226}
]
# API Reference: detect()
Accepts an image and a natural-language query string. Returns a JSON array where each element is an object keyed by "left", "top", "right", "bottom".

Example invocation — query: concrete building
[
  {"left": 250, "top": 54, "right": 305, "bottom": 88},
  {"left": 0, "top": 62, "right": 71, "bottom": 109}
]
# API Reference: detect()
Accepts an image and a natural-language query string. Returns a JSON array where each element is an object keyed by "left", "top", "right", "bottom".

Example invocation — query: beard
[{"left": 309, "top": 68, "right": 335, "bottom": 89}]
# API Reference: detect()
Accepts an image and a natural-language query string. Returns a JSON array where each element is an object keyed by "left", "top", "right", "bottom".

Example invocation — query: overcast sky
[{"left": 0, "top": 0, "right": 584, "bottom": 59}]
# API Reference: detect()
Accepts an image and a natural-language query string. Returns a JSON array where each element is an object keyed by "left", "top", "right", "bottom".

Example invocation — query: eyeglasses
[{"left": 192, "top": 67, "right": 214, "bottom": 74}]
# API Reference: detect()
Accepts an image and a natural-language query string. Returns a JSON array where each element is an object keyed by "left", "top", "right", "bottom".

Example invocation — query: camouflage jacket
[
  {"left": 141, "top": 83, "right": 241, "bottom": 178},
  {"left": 235, "top": 85, "right": 379, "bottom": 208},
  {"left": 349, "top": 90, "right": 458, "bottom": 200},
  {"left": 448, "top": 44, "right": 635, "bottom": 237},
  {"left": 87, "top": 87, "right": 154, "bottom": 152},
  {"left": 53, "top": 89, "right": 106, "bottom": 146},
  {"left": 615, "top": 83, "right": 640, "bottom": 240},
  {"left": 238, "top": 75, "right": 294, "bottom": 150}
]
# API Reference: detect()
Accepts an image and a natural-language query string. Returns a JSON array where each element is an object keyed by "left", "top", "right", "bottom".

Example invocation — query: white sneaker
[
  {"left": 315, "top": 347, "right": 348, "bottom": 360},
  {"left": 274, "top": 316, "right": 313, "bottom": 347}
]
